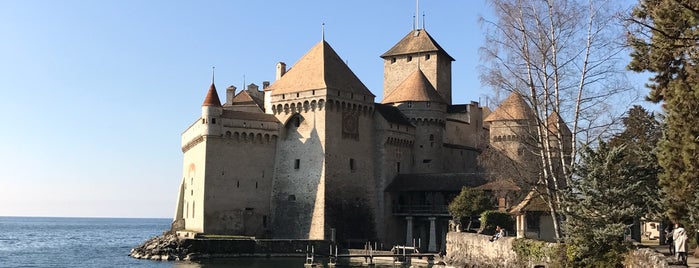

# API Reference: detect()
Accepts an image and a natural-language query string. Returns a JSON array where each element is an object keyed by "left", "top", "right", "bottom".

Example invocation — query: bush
[
  {"left": 480, "top": 210, "right": 515, "bottom": 235},
  {"left": 512, "top": 238, "right": 567, "bottom": 268}
]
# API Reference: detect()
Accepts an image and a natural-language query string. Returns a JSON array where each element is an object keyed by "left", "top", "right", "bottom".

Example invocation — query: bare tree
[{"left": 479, "top": 0, "right": 636, "bottom": 241}]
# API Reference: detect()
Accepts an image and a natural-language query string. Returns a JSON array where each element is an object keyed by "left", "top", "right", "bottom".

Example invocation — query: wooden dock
[{"left": 304, "top": 243, "right": 439, "bottom": 267}]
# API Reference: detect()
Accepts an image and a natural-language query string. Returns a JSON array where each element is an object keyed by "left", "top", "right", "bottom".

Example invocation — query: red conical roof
[{"left": 202, "top": 83, "right": 222, "bottom": 107}]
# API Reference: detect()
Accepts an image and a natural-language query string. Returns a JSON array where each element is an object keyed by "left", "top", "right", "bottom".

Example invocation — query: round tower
[
  {"left": 382, "top": 69, "right": 446, "bottom": 173},
  {"left": 201, "top": 82, "right": 223, "bottom": 136},
  {"left": 483, "top": 93, "right": 536, "bottom": 164}
]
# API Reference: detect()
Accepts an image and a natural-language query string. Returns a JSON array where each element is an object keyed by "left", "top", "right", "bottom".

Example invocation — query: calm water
[{"left": 0, "top": 217, "right": 430, "bottom": 268}]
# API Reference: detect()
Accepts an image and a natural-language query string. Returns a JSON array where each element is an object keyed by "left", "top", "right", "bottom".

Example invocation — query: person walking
[
  {"left": 673, "top": 223, "right": 688, "bottom": 265},
  {"left": 665, "top": 224, "right": 674, "bottom": 255}
]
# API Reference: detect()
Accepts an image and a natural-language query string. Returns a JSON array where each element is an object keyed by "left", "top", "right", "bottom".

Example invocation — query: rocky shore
[
  {"left": 129, "top": 232, "right": 193, "bottom": 261},
  {"left": 130, "top": 232, "right": 331, "bottom": 262}
]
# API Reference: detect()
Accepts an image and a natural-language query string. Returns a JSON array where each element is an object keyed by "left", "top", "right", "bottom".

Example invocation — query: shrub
[{"left": 480, "top": 210, "right": 515, "bottom": 235}]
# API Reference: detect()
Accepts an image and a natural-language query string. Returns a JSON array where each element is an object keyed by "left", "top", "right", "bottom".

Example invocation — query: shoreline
[{"left": 129, "top": 232, "right": 331, "bottom": 261}]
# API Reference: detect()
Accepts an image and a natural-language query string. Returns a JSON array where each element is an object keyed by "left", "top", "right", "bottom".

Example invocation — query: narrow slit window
[{"left": 294, "top": 159, "right": 300, "bottom": 169}]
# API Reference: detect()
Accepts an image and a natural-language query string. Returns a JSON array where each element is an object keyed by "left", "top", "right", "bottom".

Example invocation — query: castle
[{"left": 171, "top": 25, "right": 556, "bottom": 251}]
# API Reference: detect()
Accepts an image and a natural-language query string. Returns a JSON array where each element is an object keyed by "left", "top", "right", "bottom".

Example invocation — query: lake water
[{"left": 0, "top": 217, "right": 432, "bottom": 267}]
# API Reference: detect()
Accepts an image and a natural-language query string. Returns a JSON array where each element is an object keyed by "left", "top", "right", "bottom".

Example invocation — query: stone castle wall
[
  {"left": 271, "top": 102, "right": 327, "bottom": 240},
  {"left": 203, "top": 135, "right": 277, "bottom": 236}
]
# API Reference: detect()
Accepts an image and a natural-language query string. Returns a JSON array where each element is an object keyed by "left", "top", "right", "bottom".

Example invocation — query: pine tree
[
  {"left": 627, "top": 0, "right": 699, "bottom": 224},
  {"left": 564, "top": 142, "right": 648, "bottom": 267},
  {"left": 608, "top": 106, "right": 663, "bottom": 218}
]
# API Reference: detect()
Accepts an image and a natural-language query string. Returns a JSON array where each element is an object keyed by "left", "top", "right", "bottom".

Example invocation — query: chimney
[
  {"left": 247, "top": 83, "right": 259, "bottom": 92},
  {"left": 226, "top": 85, "right": 237, "bottom": 105},
  {"left": 275, "top": 62, "right": 286, "bottom": 81}
]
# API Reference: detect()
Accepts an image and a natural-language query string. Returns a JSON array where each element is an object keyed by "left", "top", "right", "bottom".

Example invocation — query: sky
[{"left": 0, "top": 0, "right": 648, "bottom": 218}]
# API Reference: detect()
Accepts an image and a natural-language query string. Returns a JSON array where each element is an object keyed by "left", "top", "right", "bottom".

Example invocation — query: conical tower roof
[
  {"left": 381, "top": 69, "right": 445, "bottom": 104},
  {"left": 268, "top": 41, "right": 374, "bottom": 97},
  {"left": 202, "top": 83, "right": 221, "bottom": 107},
  {"left": 546, "top": 112, "right": 571, "bottom": 135},
  {"left": 380, "top": 29, "right": 454, "bottom": 61},
  {"left": 484, "top": 92, "right": 534, "bottom": 122}
]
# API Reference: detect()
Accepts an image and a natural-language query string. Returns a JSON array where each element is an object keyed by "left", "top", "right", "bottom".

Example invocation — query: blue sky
[{"left": 0, "top": 1, "right": 646, "bottom": 218}]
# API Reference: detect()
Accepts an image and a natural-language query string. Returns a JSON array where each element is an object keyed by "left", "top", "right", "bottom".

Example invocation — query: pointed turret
[
  {"left": 202, "top": 83, "right": 222, "bottom": 107},
  {"left": 382, "top": 69, "right": 445, "bottom": 104},
  {"left": 382, "top": 29, "right": 454, "bottom": 104},
  {"left": 484, "top": 93, "right": 534, "bottom": 122},
  {"left": 267, "top": 40, "right": 374, "bottom": 99},
  {"left": 201, "top": 82, "right": 222, "bottom": 136}
]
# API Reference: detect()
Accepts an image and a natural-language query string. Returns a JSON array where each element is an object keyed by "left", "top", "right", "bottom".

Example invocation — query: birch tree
[{"left": 480, "top": 0, "right": 634, "bottom": 241}]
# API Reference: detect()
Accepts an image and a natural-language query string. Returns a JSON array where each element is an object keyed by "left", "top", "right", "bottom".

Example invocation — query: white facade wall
[{"left": 270, "top": 96, "right": 327, "bottom": 240}]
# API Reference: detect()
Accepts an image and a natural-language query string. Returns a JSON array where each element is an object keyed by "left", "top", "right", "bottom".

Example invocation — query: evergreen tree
[
  {"left": 627, "top": 0, "right": 699, "bottom": 224},
  {"left": 608, "top": 105, "right": 663, "bottom": 218},
  {"left": 564, "top": 142, "right": 650, "bottom": 267},
  {"left": 448, "top": 187, "right": 491, "bottom": 231}
]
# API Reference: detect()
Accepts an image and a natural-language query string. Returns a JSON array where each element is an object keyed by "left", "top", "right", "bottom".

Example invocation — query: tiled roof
[
  {"left": 380, "top": 29, "right": 454, "bottom": 61},
  {"left": 202, "top": 83, "right": 222, "bottom": 107},
  {"left": 385, "top": 173, "right": 486, "bottom": 192},
  {"left": 484, "top": 92, "right": 534, "bottom": 122},
  {"left": 509, "top": 190, "right": 551, "bottom": 214},
  {"left": 382, "top": 69, "right": 445, "bottom": 104},
  {"left": 546, "top": 112, "right": 571, "bottom": 135},
  {"left": 267, "top": 41, "right": 374, "bottom": 97},
  {"left": 375, "top": 103, "right": 414, "bottom": 126},
  {"left": 221, "top": 109, "right": 279, "bottom": 123},
  {"left": 475, "top": 179, "right": 522, "bottom": 191},
  {"left": 231, "top": 90, "right": 263, "bottom": 109}
]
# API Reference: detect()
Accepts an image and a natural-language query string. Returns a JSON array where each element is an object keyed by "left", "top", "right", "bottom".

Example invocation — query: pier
[{"left": 304, "top": 243, "right": 440, "bottom": 267}]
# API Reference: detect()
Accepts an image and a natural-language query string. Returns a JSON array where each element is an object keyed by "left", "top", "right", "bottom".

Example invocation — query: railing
[{"left": 393, "top": 205, "right": 450, "bottom": 216}]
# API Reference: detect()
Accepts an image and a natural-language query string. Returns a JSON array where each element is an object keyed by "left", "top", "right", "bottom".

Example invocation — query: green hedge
[{"left": 479, "top": 210, "right": 515, "bottom": 235}]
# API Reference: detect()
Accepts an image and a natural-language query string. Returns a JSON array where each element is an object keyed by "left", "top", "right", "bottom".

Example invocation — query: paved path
[{"left": 648, "top": 244, "right": 699, "bottom": 267}]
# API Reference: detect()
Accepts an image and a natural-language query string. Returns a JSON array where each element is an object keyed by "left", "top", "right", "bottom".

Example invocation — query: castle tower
[
  {"left": 202, "top": 83, "right": 223, "bottom": 136},
  {"left": 381, "top": 29, "right": 454, "bottom": 104},
  {"left": 382, "top": 69, "right": 446, "bottom": 173},
  {"left": 174, "top": 82, "right": 223, "bottom": 234},
  {"left": 174, "top": 81, "right": 279, "bottom": 237},
  {"left": 266, "top": 40, "right": 377, "bottom": 241},
  {"left": 484, "top": 92, "right": 536, "bottom": 164}
]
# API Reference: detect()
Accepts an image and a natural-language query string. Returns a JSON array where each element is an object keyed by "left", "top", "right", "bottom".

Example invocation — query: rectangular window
[
  {"left": 396, "top": 162, "right": 401, "bottom": 173},
  {"left": 350, "top": 158, "right": 356, "bottom": 172},
  {"left": 294, "top": 159, "right": 300, "bottom": 169},
  {"left": 423, "top": 159, "right": 432, "bottom": 163},
  {"left": 263, "top": 216, "right": 268, "bottom": 228}
]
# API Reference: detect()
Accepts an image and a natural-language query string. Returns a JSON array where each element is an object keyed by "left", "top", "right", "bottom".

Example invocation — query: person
[
  {"left": 672, "top": 223, "right": 688, "bottom": 265},
  {"left": 665, "top": 224, "right": 674, "bottom": 255},
  {"left": 490, "top": 225, "right": 506, "bottom": 242}
]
